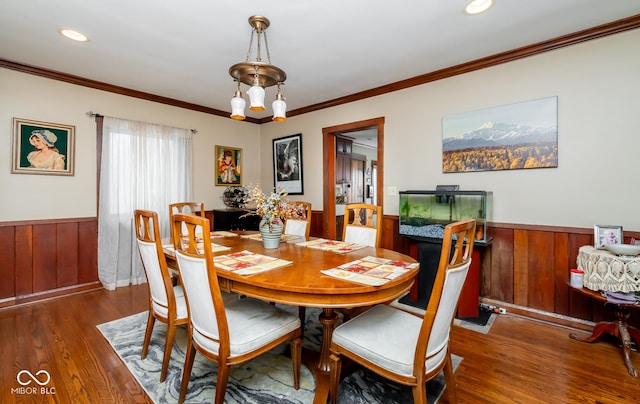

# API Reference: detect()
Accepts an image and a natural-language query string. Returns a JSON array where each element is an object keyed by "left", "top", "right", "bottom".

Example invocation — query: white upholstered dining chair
[
  {"left": 329, "top": 218, "right": 476, "bottom": 404},
  {"left": 284, "top": 201, "right": 312, "bottom": 239},
  {"left": 169, "top": 201, "right": 240, "bottom": 303},
  {"left": 169, "top": 201, "right": 205, "bottom": 218},
  {"left": 171, "top": 213, "right": 302, "bottom": 404},
  {"left": 169, "top": 201, "right": 205, "bottom": 238},
  {"left": 334, "top": 203, "right": 384, "bottom": 322},
  {"left": 134, "top": 209, "right": 188, "bottom": 382},
  {"left": 342, "top": 203, "right": 382, "bottom": 247}
]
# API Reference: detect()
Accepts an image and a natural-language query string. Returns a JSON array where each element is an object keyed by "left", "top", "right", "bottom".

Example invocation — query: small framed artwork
[
  {"left": 11, "top": 117, "right": 75, "bottom": 176},
  {"left": 594, "top": 224, "right": 623, "bottom": 249},
  {"left": 215, "top": 145, "right": 242, "bottom": 186},
  {"left": 273, "top": 133, "right": 303, "bottom": 195}
]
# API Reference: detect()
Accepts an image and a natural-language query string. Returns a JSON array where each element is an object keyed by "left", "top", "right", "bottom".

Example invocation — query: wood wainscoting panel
[
  {"left": 380, "top": 214, "right": 397, "bottom": 250},
  {"left": 0, "top": 226, "right": 16, "bottom": 299},
  {"left": 513, "top": 229, "right": 529, "bottom": 307},
  {"left": 525, "top": 230, "right": 556, "bottom": 313},
  {"left": 309, "top": 210, "right": 323, "bottom": 239},
  {"left": 57, "top": 222, "right": 80, "bottom": 287},
  {"left": 78, "top": 219, "right": 98, "bottom": 284},
  {"left": 310, "top": 210, "right": 324, "bottom": 239},
  {"left": 15, "top": 225, "right": 34, "bottom": 296},
  {"left": 33, "top": 223, "right": 58, "bottom": 293},
  {"left": 553, "top": 232, "right": 570, "bottom": 316},
  {"left": 568, "top": 232, "right": 594, "bottom": 320},
  {"left": 0, "top": 217, "right": 99, "bottom": 308},
  {"left": 487, "top": 227, "right": 514, "bottom": 303}
]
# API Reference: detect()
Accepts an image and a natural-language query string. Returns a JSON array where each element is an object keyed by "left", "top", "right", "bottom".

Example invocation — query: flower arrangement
[{"left": 242, "top": 185, "right": 300, "bottom": 231}]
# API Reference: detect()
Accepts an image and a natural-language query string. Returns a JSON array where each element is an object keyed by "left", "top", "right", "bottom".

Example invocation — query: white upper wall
[
  {"left": 0, "top": 70, "right": 260, "bottom": 222},
  {"left": 2, "top": 28, "right": 639, "bottom": 230},
  {"left": 259, "top": 29, "right": 640, "bottom": 230}
]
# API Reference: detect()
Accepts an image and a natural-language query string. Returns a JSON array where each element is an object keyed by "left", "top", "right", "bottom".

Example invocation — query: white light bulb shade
[
  {"left": 248, "top": 85, "right": 266, "bottom": 111},
  {"left": 272, "top": 98, "right": 287, "bottom": 122},
  {"left": 230, "top": 94, "right": 246, "bottom": 120}
]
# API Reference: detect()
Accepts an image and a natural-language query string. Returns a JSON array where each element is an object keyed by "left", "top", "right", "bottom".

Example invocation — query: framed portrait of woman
[
  {"left": 273, "top": 133, "right": 303, "bottom": 195},
  {"left": 11, "top": 117, "right": 75, "bottom": 176},
  {"left": 215, "top": 145, "right": 242, "bottom": 186}
]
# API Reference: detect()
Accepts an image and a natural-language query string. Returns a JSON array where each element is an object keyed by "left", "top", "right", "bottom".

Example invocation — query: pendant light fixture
[{"left": 229, "top": 16, "right": 287, "bottom": 121}]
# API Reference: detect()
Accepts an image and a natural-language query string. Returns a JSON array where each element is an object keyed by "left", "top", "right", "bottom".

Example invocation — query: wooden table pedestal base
[
  {"left": 299, "top": 308, "right": 340, "bottom": 404},
  {"left": 570, "top": 306, "right": 640, "bottom": 377}
]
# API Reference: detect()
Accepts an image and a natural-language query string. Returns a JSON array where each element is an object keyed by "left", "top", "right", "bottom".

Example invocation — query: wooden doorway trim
[{"left": 322, "top": 117, "right": 384, "bottom": 239}]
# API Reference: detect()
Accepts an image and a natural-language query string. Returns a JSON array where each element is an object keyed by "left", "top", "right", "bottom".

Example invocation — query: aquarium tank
[{"left": 399, "top": 190, "right": 493, "bottom": 244}]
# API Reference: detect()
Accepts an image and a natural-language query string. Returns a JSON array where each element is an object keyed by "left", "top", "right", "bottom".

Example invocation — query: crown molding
[{"left": 3, "top": 14, "right": 639, "bottom": 125}]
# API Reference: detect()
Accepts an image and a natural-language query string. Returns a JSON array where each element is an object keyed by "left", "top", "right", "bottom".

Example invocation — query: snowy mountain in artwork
[{"left": 443, "top": 121, "right": 557, "bottom": 152}]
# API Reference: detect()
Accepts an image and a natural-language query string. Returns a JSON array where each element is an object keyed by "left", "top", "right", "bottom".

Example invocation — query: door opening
[{"left": 322, "top": 117, "right": 384, "bottom": 240}]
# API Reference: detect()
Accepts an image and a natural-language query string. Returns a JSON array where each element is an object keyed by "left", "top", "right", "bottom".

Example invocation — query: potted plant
[{"left": 243, "top": 186, "right": 297, "bottom": 248}]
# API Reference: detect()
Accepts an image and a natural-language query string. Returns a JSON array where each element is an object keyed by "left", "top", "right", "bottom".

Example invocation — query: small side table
[
  {"left": 568, "top": 284, "right": 640, "bottom": 377},
  {"left": 576, "top": 245, "right": 640, "bottom": 293}
]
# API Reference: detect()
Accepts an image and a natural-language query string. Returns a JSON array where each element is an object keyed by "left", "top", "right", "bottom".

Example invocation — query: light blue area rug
[{"left": 98, "top": 306, "right": 461, "bottom": 403}]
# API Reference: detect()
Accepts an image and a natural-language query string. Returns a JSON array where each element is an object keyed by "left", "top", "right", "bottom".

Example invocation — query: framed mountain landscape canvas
[{"left": 442, "top": 96, "right": 558, "bottom": 173}]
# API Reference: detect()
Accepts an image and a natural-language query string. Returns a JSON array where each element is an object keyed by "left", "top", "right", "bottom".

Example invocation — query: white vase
[{"left": 259, "top": 218, "right": 283, "bottom": 249}]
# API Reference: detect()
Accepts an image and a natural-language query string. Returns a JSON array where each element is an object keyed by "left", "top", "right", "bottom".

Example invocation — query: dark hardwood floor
[
  {"left": 1, "top": 285, "right": 639, "bottom": 403},
  {"left": 0, "top": 285, "right": 151, "bottom": 404}
]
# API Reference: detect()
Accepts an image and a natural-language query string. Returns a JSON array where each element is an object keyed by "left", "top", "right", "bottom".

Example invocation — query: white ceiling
[{"left": 2, "top": 1, "right": 639, "bottom": 121}]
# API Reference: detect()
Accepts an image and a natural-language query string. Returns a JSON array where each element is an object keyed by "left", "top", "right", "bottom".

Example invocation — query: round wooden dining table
[{"left": 165, "top": 233, "right": 419, "bottom": 404}]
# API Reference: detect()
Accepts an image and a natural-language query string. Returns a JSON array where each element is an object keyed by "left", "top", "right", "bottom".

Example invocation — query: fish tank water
[{"left": 399, "top": 190, "right": 493, "bottom": 244}]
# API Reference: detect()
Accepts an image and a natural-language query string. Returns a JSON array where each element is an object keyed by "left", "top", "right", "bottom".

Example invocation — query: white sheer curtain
[{"left": 98, "top": 117, "right": 193, "bottom": 290}]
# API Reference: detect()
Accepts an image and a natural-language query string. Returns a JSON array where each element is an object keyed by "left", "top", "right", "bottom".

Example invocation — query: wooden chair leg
[
  {"left": 215, "top": 362, "right": 230, "bottom": 404},
  {"left": 178, "top": 340, "right": 196, "bottom": 404},
  {"left": 329, "top": 352, "right": 342, "bottom": 404},
  {"left": 412, "top": 381, "right": 427, "bottom": 404},
  {"left": 443, "top": 353, "right": 458, "bottom": 404},
  {"left": 291, "top": 336, "right": 302, "bottom": 389},
  {"left": 141, "top": 311, "right": 155, "bottom": 359},
  {"left": 160, "top": 323, "right": 177, "bottom": 382}
]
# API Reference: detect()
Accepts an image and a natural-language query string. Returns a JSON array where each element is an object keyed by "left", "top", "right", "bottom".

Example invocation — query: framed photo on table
[
  {"left": 11, "top": 117, "right": 75, "bottom": 176},
  {"left": 594, "top": 224, "right": 623, "bottom": 249},
  {"left": 215, "top": 145, "right": 242, "bottom": 186},
  {"left": 273, "top": 133, "right": 303, "bottom": 195}
]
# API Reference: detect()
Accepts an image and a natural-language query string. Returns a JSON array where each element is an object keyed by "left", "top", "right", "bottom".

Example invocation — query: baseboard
[
  {"left": 0, "top": 281, "right": 103, "bottom": 310},
  {"left": 480, "top": 297, "right": 596, "bottom": 332}
]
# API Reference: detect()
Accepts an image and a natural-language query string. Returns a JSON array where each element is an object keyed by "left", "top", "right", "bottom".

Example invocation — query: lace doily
[{"left": 577, "top": 245, "right": 640, "bottom": 292}]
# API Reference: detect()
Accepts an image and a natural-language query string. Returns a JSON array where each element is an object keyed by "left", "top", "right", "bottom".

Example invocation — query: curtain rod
[{"left": 85, "top": 111, "right": 198, "bottom": 133}]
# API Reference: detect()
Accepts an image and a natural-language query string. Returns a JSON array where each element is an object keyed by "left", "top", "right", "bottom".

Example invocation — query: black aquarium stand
[{"left": 401, "top": 236, "right": 491, "bottom": 318}]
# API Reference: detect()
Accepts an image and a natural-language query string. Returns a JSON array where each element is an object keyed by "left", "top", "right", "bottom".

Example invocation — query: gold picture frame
[
  {"left": 215, "top": 145, "right": 242, "bottom": 186},
  {"left": 12, "top": 117, "right": 75, "bottom": 176}
]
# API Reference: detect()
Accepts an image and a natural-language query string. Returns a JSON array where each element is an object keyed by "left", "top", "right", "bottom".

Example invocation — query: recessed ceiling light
[
  {"left": 464, "top": 0, "right": 494, "bottom": 15},
  {"left": 59, "top": 28, "right": 89, "bottom": 42}
]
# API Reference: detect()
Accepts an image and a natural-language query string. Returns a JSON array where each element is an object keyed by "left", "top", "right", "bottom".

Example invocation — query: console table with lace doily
[
  {"left": 576, "top": 245, "right": 640, "bottom": 293},
  {"left": 568, "top": 283, "right": 640, "bottom": 377},
  {"left": 573, "top": 245, "right": 640, "bottom": 377}
]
